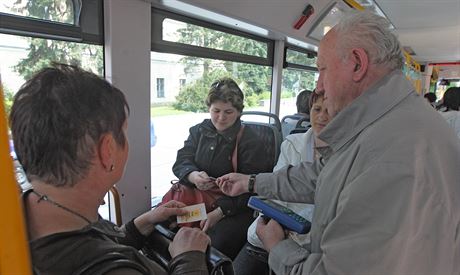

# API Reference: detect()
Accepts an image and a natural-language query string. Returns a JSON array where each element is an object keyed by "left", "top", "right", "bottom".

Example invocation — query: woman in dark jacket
[{"left": 173, "top": 77, "right": 273, "bottom": 259}]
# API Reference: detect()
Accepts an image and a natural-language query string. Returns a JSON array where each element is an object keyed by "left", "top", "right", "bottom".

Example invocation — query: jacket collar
[
  {"left": 200, "top": 118, "right": 242, "bottom": 143},
  {"left": 318, "top": 70, "right": 414, "bottom": 153}
]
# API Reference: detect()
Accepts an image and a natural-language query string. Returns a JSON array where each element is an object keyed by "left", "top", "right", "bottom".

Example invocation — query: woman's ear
[
  {"left": 351, "top": 48, "right": 369, "bottom": 82},
  {"left": 98, "top": 134, "right": 115, "bottom": 172}
]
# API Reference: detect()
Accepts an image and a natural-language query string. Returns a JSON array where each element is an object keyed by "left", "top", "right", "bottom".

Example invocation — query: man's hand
[
  {"left": 200, "top": 207, "right": 224, "bottom": 232},
  {"left": 256, "top": 217, "right": 286, "bottom": 252},
  {"left": 188, "top": 171, "right": 216, "bottom": 190},
  {"left": 216, "top": 173, "right": 250, "bottom": 196},
  {"left": 169, "top": 227, "right": 210, "bottom": 258}
]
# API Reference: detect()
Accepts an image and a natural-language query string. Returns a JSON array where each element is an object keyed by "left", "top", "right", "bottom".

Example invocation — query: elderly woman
[
  {"left": 172, "top": 77, "right": 273, "bottom": 259},
  {"left": 233, "top": 92, "right": 331, "bottom": 275},
  {"left": 11, "top": 64, "right": 210, "bottom": 274}
]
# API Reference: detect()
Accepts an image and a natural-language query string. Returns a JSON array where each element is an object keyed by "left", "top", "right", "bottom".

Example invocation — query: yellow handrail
[
  {"left": 343, "top": 0, "right": 365, "bottom": 11},
  {"left": 0, "top": 81, "right": 32, "bottom": 274},
  {"left": 109, "top": 186, "right": 123, "bottom": 226}
]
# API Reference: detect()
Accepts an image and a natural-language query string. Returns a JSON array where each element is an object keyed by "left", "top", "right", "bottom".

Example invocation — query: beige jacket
[{"left": 256, "top": 71, "right": 460, "bottom": 275}]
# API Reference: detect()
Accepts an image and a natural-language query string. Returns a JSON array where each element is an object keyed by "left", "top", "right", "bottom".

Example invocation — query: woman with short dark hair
[
  {"left": 11, "top": 64, "right": 210, "bottom": 275},
  {"left": 173, "top": 77, "right": 273, "bottom": 259}
]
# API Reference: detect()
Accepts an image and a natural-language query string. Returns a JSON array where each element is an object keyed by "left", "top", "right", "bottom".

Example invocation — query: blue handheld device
[{"left": 247, "top": 196, "right": 311, "bottom": 234}]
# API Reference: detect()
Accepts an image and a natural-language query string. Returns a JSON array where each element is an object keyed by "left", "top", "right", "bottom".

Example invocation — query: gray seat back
[{"left": 240, "top": 111, "right": 282, "bottom": 170}]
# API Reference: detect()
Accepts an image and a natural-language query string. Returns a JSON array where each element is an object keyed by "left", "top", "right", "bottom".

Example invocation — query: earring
[{"left": 110, "top": 164, "right": 115, "bottom": 172}]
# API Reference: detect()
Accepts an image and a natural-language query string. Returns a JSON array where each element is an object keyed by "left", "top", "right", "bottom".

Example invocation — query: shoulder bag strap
[{"left": 231, "top": 124, "right": 245, "bottom": 172}]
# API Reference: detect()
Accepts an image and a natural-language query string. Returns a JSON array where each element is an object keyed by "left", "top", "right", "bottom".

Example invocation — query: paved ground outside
[
  {"left": 98, "top": 101, "right": 297, "bottom": 217},
  {"left": 149, "top": 101, "right": 297, "bottom": 205}
]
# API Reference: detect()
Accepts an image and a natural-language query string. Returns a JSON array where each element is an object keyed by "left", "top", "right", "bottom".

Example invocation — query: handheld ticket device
[{"left": 248, "top": 196, "right": 311, "bottom": 234}]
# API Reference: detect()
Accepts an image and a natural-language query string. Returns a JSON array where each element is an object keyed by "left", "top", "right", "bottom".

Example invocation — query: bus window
[{"left": 150, "top": 9, "right": 274, "bottom": 204}]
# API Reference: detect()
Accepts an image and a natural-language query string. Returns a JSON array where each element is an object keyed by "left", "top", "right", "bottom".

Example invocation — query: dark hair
[
  {"left": 309, "top": 90, "right": 324, "bottom": 110},
  {"left": 441, "top": 87, "right": 460, "bottom": 111},
  {"left": 424, "top": 92, "right": 437, "bottom": 103},
  {"left": 206, "top": 77, "right": 244, "bottom": 112},
  {"left": 296, "top": 89, "right": 313, "bottom": 114},
  {"left": 9, "top": 63, "right": 129, "bottom": 187}
]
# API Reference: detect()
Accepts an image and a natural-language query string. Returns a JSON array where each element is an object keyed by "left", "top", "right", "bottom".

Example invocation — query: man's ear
[
  {"left": 98, "top": 134, "right": 115, "bottom": 172},
  {"left": 351, "top": 48, "right": 369, "bottom": 81}
]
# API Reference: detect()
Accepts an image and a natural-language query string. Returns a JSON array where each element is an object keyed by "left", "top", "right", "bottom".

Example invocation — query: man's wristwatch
[{"left": 248, "top": 174, "right": 256, "bottom": 193}]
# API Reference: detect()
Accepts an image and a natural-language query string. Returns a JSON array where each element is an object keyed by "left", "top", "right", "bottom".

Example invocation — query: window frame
[
  {"left": 0, "top": 0, "right": 103, "bottom": 45},
  {"left": 283, "top": 44, "right": 318, "bottom": 72},
  {"left": 151, "top": 8, "right": 274, "bottom": 67}
]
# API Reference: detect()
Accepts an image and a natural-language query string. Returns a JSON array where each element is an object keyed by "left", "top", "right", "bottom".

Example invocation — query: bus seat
[
  {"left": 240, "top": 111, "right": 282, "bottom": 170},
  {"left": 288, "top": 116, "right": 311, "bottom": 135},
  {"left": 281, "top": 115, "right": 310, "bottom": 140}
]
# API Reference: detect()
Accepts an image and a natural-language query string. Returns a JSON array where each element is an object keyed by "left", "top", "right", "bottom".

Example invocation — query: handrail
[
  {"left": 241, "top": 111, "right": 282, "bottom": 131},
  {"left": 109, "top": 185, "right": 123, "bottom": 226}
]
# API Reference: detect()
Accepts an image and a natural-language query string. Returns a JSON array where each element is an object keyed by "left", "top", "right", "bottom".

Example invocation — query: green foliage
[
  {"left": 174, "top": 69, "right": 264, "bottom": 112},
  {"left": 9, "top": 0, "right": 74, "bottom": 23},
  {"left": 2, "top": 85, "right": 15, "bottom": 117},
  {"left": 173, "top": 22, "right": 271, "bottom": 111},
  {"left": 12, "top": 0, "right": 103, "bottom": 80},
  {"left": 174, "top": 70, "right": 228, "bottom": 112},
  {"left": 282, "top": 69, "right": 316, "bottom": 93}
]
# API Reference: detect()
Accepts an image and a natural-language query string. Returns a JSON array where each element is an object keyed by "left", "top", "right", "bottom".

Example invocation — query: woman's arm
[{"left": 172, "top": 125, "right": 200, "bottom": 185}]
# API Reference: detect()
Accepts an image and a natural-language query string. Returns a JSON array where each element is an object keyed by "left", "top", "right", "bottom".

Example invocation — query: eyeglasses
[
  {"left": 211, "top": 80, "right": 224, "bottom": 90},
  {"left": 211, "top": 80, "right": 241, "bottom": 92}
]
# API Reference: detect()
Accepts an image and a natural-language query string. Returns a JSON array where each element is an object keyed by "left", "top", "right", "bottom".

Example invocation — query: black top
[
  {"left": 173, "top": 118, "right": 273, "bottom": 216},
  {"left": 24, "top": 189, "right": 208, "bottom": 275}
]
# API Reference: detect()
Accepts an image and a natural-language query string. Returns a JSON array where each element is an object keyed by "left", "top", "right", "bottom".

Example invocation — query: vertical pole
[{"left": 0, "top": 78, "right": 32, "bottom": 275}]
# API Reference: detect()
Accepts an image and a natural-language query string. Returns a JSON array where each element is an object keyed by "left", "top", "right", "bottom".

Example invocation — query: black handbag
[{"left": 143, "top": 224, "right": 234, "bottom": 275}]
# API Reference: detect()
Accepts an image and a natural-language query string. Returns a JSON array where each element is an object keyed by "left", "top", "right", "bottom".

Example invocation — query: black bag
[{"left": 143, "top": 224, "right": 234, "bottom": 275}]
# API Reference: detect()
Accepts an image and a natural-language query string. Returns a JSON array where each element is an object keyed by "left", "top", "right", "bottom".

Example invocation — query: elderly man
[{"left": 217, "top": 11, "right": 460, "bottom": 275}]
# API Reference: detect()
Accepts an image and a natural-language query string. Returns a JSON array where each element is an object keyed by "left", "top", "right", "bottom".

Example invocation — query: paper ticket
[{"left": 177, "top": 203, "right": 207, "bottom": 223}]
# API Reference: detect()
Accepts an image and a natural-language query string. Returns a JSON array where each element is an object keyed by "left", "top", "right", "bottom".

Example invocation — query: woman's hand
[
  {"left": 169, "top": 227, "right": 210, "bottom": 258},
  {"left": 200, "top": 207, "right": 224, "bottom": 232},
  {"left": 134, "top": 200, "right": 188, "bottom": 236},
  {"left": 188, "top": 171, "right": 217, "bottom": 190}
]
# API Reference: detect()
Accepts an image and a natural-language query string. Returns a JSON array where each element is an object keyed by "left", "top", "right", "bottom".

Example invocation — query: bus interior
[{"left": 1, "top": 0, "right": 459, "bottom": 272}]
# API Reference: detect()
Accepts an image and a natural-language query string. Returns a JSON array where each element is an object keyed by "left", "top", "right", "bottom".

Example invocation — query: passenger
[
  {"left": 217, "top": 10, "right": 460, "bottom": 275},
  {"left": 438, "top": 87, "right": 460, "bottom": 138},
  {"left": 423, "top": 92, "right": 437, "bottom": 108},
  {"left": 295, "top": 89, "right": 313, "bottom": 117},
  {"left": 282, "top": 89, "right": 313, "bottom": 138},
  {"left": 10, "top": 64, "right": 210, "bottom": 275},
  {"left": 233, "top": 92, "right": 331, "bottom": 275},
  {"left": 172, "top": 77, "right": 273, "bottom": 259}
]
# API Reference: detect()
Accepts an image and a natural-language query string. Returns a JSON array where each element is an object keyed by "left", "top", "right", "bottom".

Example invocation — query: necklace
[{"left": 32, "top": 190, "right": 92, "bottom": 225}]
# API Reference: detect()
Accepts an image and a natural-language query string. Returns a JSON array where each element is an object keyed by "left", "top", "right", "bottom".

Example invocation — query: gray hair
[{"left": 335, "top": 10, "right": 403, "bottom": 70}]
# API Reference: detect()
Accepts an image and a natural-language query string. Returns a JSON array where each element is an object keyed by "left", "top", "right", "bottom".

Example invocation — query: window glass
[
  {"left": 279, "top": 68, "right": 317, "bottom": 119},
  {"left": 286, "top": 48, "right": 317, "bottom": 67},
  {"left": 0, "top": 32, "right": 105, "bottom": 217},
  {"left": 163, "top": 18, "right": 268, "bottom": 58},
  {"left": 150, "top": 51, "right": 272, "bottom": 203},
  {"left": 0, "top": 0, "right": 76, "bottom": 24},
  {"left": 0, "top": 33, "right": 102, "bottom": 97}
]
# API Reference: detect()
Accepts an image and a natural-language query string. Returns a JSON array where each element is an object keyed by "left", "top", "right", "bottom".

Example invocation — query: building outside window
[{"left": 156, "top": 78, "right": 165, "bottom": 98}]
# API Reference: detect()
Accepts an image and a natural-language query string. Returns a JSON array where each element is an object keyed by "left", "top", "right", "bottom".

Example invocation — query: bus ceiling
[{"left": 152, "top": 0, "right": 460, "bottom": 78}]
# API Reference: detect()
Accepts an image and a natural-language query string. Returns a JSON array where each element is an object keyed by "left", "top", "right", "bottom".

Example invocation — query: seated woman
[
  {"left": 233, "top": 92, "right": 331, "bottom": 275},
  {"left": 11, "top": 64, "right": 210, "bottom": 275},
  {"left": 172, "top": 77, "right": 273, "bottom": 259}
]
